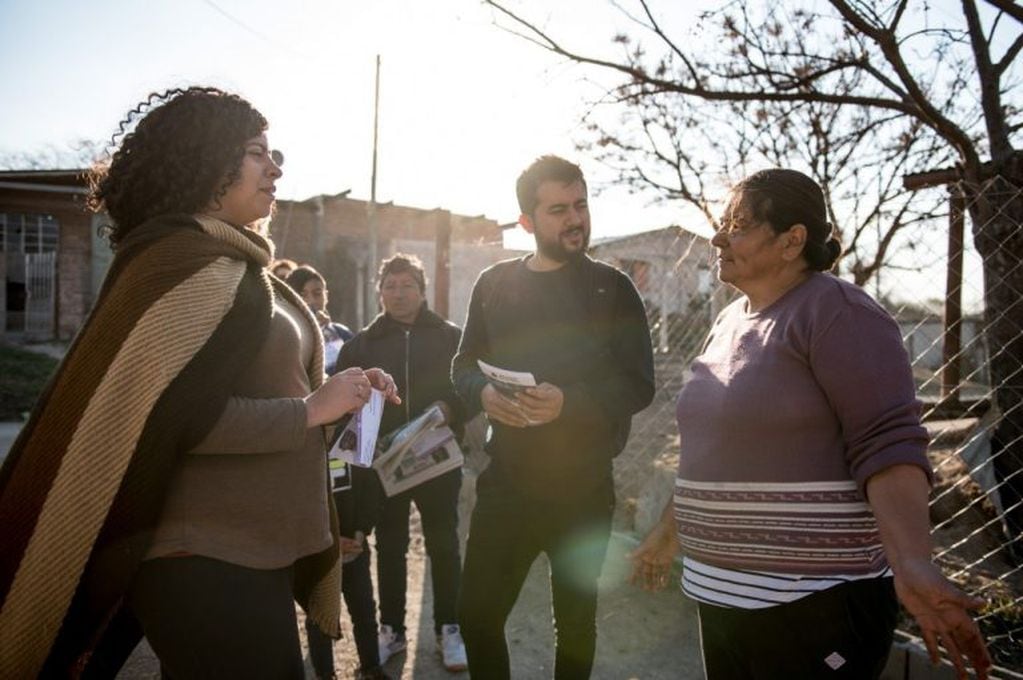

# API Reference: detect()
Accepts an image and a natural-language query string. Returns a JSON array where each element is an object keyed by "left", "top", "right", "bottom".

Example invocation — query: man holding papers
[
  {"left": 452, "top": 156, "right": 655, "bottom": 680},
  {"left": 337, "top": 253, "right": 469, "bottom": 672}
]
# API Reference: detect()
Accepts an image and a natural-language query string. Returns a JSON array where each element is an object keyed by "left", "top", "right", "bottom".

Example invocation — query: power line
[{"left": 201, "top": 0, "right": 313, "bottom": 61}]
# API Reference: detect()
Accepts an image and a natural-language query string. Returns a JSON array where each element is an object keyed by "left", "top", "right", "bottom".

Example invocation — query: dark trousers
[
  {"left": 127, "top": 556, "right": 304, "bottom": 680},
  {"left": 305, "top": 546, "right": 381, "bottom": 676},
  {"left": 457, "top": 480, "right": 614, "bottom": 680},
  {"left": 698, "top": 576, "right": 899, "bottom": 679},
  {"left": 377, "top": 467, "right": 462, "bottom": 635}
]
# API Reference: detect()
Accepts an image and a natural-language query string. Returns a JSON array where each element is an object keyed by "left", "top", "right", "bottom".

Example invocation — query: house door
[
  {"left": 1, "top": 213, "right": 59, "bottom": 338},
  {"left": 25, "top": 251, "right": 56, "bottom": 339}
]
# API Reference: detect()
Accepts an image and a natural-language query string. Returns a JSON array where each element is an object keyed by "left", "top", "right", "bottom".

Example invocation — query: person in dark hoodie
[
  {"left": 337, "top": 253, "right": 469, "bottom": 672},
  {"left": 452, "top": 155, "right": 655, "bottom": 680}
]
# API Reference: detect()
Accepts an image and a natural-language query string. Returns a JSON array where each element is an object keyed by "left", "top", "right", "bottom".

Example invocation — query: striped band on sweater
[
  {"left": 673, "top": 478, "right": 887, "bottom": 576},
  {"left": 681, "top": 556, "right": 892, "bottom": 609}
]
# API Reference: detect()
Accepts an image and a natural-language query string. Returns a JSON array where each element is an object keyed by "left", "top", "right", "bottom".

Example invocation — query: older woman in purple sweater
[{"left": 630, "top": 169, "right": 990, "bottom": 679}]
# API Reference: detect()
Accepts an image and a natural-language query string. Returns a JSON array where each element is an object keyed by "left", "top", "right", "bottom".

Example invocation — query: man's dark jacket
[{"left": 452, "top": 254, "right": 655, "bottom": 503}]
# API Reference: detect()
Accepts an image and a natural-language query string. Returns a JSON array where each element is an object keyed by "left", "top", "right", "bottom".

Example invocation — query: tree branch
[
  {"left": 982, "top": 0, "right": 1023, "bottom": 24},
  {"left": 485, "top": 0, "right": 918, "bottom": 114},
  {"left": 889, "top": 0, "right": 909, "bottom": 33},
  {"left": 995, "top": 32, "right": 1023, "bottom": 74},
  {"left": 829, "top": 0, "right": 980, "bottom": 168},
  {"left": 962, "top": 0, "right": 1014, "bottom": 160},
  {"left": 636, "top": 0, "right": 704, "bottom": 86}
]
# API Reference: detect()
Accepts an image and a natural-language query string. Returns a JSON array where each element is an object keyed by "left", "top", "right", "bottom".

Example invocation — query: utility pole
[{"left": 367, "top": 54, "right": 381, "bottom": 320}]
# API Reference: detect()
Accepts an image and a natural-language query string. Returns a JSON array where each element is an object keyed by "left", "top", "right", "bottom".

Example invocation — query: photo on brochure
[
  {"left": 328, "top": 457, "right": 352, "bottom": 492},
  {"left": 373, "top": 404, "right": 463, "bottom": 497},
  {"left": 327, "top": 388, "right": 385, "bottom": 468}
]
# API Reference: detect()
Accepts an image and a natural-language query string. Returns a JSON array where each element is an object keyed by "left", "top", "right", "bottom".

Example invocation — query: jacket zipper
[{"left": 404, "top": 328, "right": 411, "bottom": 423}]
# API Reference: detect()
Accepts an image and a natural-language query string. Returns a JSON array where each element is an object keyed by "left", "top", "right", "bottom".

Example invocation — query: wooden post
[
  {"left": 367, "top": 55, "right": 381, "bottom": 319},
  {"left": 434, "top": 211, "right": 451, "bottom": 319},
  {"left": 941, "top": 186, "right": 965, "bottom": 404}
]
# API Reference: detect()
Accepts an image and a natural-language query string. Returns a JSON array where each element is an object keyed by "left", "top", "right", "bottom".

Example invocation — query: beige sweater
[{"left": 145, "top": 296, "right": 332, "bottom": 568}]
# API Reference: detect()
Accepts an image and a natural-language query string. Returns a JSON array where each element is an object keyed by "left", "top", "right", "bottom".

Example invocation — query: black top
[{"left": 452, "top": 255, "right": 655, "bottom": 503}]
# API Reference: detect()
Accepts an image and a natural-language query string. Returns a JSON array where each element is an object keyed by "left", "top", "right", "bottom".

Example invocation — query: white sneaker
[
  {"left": 378, "top": 624, "right": 406, "bottom": 665},
  {"left": 438, "top": 624, "right": 468, "bottom": 672}
]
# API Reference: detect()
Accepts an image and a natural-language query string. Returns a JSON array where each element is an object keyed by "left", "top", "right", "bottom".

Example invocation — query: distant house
[
  {"left": 0, "top": 170, "right": 527, "bottom": 342},
  {"left": 0, "top": 169, "right": 110, "bottom": 341},
  {"left": 269, "top": 193, "right": 525, "bottom": 328},
  {"left": 590, "top": 226, "right": 722, "bottom": 352},
  {"left": 892, "top": 306, "right": 987, "bottom": 378}
]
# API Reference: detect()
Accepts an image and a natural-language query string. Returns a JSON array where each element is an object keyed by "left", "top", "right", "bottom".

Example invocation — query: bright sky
[
  {"left": 0, "top": 0, "right": 1000, "bottom": 314},
  {"left": 0, "top": 0, "right": 715, "bottom": 250}
]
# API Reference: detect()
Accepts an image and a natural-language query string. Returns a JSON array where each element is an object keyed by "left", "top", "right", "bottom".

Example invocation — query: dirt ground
[{"left": 116, "top": 465, "right": 703, "bottom": 680}]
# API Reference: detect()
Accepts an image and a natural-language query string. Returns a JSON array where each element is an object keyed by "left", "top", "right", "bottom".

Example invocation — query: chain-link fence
[{"left": 606, "top": 177, "right": 1023, "bottom": 673}]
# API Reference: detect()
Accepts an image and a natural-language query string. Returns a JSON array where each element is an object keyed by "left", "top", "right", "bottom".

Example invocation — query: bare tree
[
  {"left": 0, "top": 140, "right": 103, "bottom": 171},
  {"left": 581, "top": 76, "right": 952, "bottom": 285},
  {"left": 484, "top": 0, "right": 1023, "bottom": 553}
]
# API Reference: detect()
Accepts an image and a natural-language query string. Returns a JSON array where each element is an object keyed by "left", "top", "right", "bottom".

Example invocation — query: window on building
[{"left": 1, "top": 213, "right": 59, "bottom": 254}]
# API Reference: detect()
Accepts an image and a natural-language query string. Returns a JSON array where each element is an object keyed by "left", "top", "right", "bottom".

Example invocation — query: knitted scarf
[{"left": 0, "top": 214, "right": 341, "bottom": 678}]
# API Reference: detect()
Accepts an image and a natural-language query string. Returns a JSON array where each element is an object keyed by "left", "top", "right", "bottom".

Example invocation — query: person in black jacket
[
  {"left": 337, "top": 254, "right": 469, "bottom": 672},
  {"left": 300, "top": 272, "right": 388, "bottom": 680},
  {"left": 305, "top": 460, "right": 390, "bottom": 680},
  {"left": 452, "top": 156, "right": 655, "bottom": 680}
]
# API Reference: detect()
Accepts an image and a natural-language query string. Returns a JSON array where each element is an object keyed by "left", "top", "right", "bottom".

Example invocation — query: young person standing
[
  {"left": 453, "top": 156, "right": 655, "bottom": 679},
  {"left": 338, "top": 254, "right": 469, "bottom": 672}
]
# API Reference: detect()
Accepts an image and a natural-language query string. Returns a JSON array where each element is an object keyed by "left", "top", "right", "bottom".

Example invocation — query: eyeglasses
[
  {"left": 718, "top": 216, "right": 762, "bottom": 236},
  {"left": 245, "top": 143, "right": 285, "bottom": 167}
]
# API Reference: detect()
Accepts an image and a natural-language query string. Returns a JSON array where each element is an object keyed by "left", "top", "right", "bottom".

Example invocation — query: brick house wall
[
  {"left": 389, "top": 238, "right": 527, "bottom": 327},
  {"left": 269, "top": 194, "right": 510, "bottom": 329},
  {"left": 1, "top": 174, "right": 515, "bottom": 341},
  {"left": 0, "top": 177, "right": 96, "bottom": 340}
]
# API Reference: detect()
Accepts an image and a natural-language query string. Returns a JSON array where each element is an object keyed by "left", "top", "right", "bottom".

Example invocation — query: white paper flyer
[
  {"left": 476, "top": 359, "right": 537, "bottom": 398},
  {"left": 327, "top": 388, "right": 385, "bottom": 468}
]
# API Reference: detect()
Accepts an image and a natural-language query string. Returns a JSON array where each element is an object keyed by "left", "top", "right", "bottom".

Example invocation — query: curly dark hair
[{"left": 87, "top": 86, "right": 268, "bottom": 247}]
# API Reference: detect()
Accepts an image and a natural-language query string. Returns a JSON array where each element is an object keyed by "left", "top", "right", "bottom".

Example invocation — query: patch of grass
[
  {"left": 0, "top": 344, "right": 59, "bottom": 420},
  {"left": 980, "top": 595, "right": 1023, "bottom": 669}
]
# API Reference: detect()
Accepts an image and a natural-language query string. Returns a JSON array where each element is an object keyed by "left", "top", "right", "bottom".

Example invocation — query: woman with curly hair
[{"left": 0, "top": 86, "right": 398, "bottom": 678}]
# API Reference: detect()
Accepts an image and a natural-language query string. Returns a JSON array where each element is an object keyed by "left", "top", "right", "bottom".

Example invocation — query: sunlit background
[
  {"left": 0, "top": 0, "right": 995, "bottom": 312},
  {"left": 0, "top": 0, "right": 720, "bottom": 251}
]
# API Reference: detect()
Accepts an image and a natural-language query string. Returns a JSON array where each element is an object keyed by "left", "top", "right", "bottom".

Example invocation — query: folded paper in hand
[
  {"left": 477, "top": 359, "right": 536, "bottom": 398},
  {"left": 373, "top": 404, "right": 464, "bottom": 497},
  {"left": 327, "top": 388, "right": 385, "bottom": 470}
]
